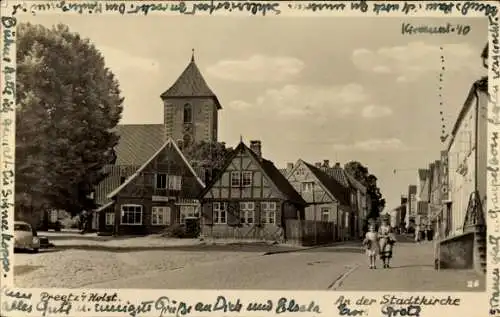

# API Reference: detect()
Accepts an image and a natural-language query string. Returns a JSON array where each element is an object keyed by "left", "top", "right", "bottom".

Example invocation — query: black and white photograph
[{"left": 9, "top": 10, "right": 489, "bottom": 293}]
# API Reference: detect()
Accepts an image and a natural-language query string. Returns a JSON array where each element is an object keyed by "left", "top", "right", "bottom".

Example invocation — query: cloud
[
  {"left": 332, "top": 138, "right": 411, "bottom": 152},
  {"left": 229, "top": 83, "right": 369, "bottom": 116},
  {"left": 352, "top": 42, "right": 484, "bottom": 82},
  {"left": 228, "top": 100, "right": 253, "bottom": 110},
  {"left": 361, "top": 105, "right": 393, "bottom": 119},
  {"left": 206, "top": 55, "right": 305, "bottom": 83},
  {"left": 99, "top": 45, "right": 160, "bottom": 74}
]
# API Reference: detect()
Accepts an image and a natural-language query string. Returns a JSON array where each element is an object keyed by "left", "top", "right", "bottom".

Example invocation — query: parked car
[{"left": 14, "top": 221, "right": 40, "bottom": 253}]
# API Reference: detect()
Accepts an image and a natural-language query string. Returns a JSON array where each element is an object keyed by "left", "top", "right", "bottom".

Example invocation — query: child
[{"left": 363, "top": 224, "right": 379, "bottom": 269}]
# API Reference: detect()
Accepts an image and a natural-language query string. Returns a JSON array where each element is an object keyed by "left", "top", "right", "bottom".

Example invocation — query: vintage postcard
[{"left": 1, "top": 1, "right": 499, "bottom": 316}]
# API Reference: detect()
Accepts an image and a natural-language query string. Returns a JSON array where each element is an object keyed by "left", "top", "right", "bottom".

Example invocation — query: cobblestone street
[{"left": 15, "top": 235, "right": 483, "bottom": 291}]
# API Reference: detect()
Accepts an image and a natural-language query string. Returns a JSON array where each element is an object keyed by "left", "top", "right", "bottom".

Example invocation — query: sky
[{"left": 23, "top": 15, "right": 488, "bottom": 210}]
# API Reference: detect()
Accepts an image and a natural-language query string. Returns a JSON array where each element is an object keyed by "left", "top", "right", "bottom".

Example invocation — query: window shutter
[
  {"left": 202, "top": 202, "right": 213, "bottom": 225},
  {"left": 227, "top": 201, "right": 240, "bottom": 226},
  {"left": 254, "top": 202, "right": 261, "bottom": 224}
]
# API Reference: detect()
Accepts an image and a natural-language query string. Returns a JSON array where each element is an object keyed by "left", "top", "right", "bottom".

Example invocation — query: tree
[
  {"left": 16, "top": 23, "right": 123, "bottom": 217},
  {"left": 183, "top": 141, "right": 230, "bottom": 172},
  {"left": 344, "top": 161, "right": 386, "bottom": 220}
]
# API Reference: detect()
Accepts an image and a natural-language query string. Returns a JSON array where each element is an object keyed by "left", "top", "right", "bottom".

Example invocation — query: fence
[{"left": 285, "top": 219, "right": 340, "bottom": 246}]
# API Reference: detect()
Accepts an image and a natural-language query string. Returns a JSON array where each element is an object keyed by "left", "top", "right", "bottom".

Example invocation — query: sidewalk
[{"left": 338, "top": 241, "right": 485, "bottom": 292}]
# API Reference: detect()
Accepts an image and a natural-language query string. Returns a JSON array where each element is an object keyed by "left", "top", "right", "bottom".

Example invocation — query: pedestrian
[
  {"left": 363, "top": 223, "right": 379, "bottom": 269},
  {"left": 414, "top": 223, "right": 421, "bottom": 243},
  {"left": 378, "top": 218, "right": 396, "bottom": 268}
]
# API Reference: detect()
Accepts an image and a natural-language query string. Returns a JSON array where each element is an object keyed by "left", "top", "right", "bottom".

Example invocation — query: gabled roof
[
  {"left": 448, "top": 76, "right": 488, "bottom": 150},
  {"left": 344, "top": 172, "right": 367, "bottom": 194},
  {"left": 107, "top": 138, "right": 205, "bottom": 199},
  {"left": 94, "top": 165, "right": 139, "bottom": 206},
  {"left": 418, "top": 169, "right": 429, "bottom": 181},
  {"left": 200, "top": 142, "right": 306, "bottom": 205},
  {"left": 322, "top": 166, "right": 350, "bottom": 188},
  {"left": 303, "top": 162, "right": 350, "bottom": 206},
  {"left": 114, "top": 124, "right": 165, "bottom": 165},
  {"left": 160, "top": 57, "right": 221, "bottom": 109}
]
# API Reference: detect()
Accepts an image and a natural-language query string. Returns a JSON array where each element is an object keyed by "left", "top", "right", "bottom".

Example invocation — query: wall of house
[
  {"left": 200, "top": 200, "right": 290, "bottom": 241},
  {"left": 448, "top": 94, "right": 476, "bottom": 236},
  {"left": 163, "top": 97, "right": 218, "bottom": 144},
  {"left": 113, "top": 196, "right": 179, "bottom": 235},
  {"left": 476, "top": 89, "right": 488, "bottom": 212}
]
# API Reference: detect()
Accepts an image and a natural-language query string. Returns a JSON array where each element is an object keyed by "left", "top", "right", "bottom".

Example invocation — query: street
[{"left": 15, "top": 236, "right": 483, "bottom": 292}]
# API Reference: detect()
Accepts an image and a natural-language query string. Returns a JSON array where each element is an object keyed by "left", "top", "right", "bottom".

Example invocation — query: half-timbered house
[
  {"left": 99, "top": 138, "right": 205, "bottom": 235},
  {"left": 199, "top": 140, "right": 306, "bottom": 241},
  {"left": 287, "top": 160, "right": 352, "bottom": 241}
]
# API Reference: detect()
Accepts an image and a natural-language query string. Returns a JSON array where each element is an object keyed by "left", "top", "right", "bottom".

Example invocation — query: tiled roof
[
  {"left": 108, "top": 138, "right": 205, "bottom": 199},
  {"left": 94, "top": 165, "right": 139, "bottom": 206},
  {"left": 344, "top": 172, "right": 367, "bottom": 193},
  {"left": 304, "top": 162, "right": 350, "bottom": 206},
  {"left": 160, "top": 59, "right": 221, "bottom": 109},
  {"left": 260, "top": 158, "right": 306, "bottom": 206},
  {"left": 114, "top": 124, "right": 165, "bottom": 166},
  {"left": 321, "top": 166, "right": 350, "bottom": 188}
]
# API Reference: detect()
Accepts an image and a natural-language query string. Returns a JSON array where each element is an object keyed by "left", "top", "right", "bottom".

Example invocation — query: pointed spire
[
  {"left": 240, "top": 135, "right": 243, "bottom": 143},
  {"left": 191, "top": 48, "right": 195, "bottom": 62}
]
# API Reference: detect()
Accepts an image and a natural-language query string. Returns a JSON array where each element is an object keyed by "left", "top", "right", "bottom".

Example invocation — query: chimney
[
  {"left": 315, "top": 162, "right": 322, "bottom": 168},
  {"left": 249, "top": 140, "right": 262, "bottom": 158},
  {"left": 323, "top": 160, "right": 330, "bottom": 168},
  {"left": 335, "top": 162, "right": 341, "bottom": 168},
  {"left": 287, "top": 162, "right": 294, "bottom": 171}
]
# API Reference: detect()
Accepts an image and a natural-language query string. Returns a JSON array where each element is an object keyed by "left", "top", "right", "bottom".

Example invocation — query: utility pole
[{"left": 312, "top": 182, "right": 317, "bottom": 245}]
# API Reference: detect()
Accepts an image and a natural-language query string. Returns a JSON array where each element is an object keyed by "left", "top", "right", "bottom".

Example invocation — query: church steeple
[{"left": 160, "top": 49, "right": 221, "bottom": 109}]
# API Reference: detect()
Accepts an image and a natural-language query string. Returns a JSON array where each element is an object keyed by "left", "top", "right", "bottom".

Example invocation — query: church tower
[{"left": 160, "top": 50, "right": 221, "bottom": 148}]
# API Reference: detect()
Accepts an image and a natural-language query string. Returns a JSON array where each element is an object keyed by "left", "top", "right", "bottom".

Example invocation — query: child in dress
[{"left": 363, "top": 224, "right": 379, "bottom": 269}]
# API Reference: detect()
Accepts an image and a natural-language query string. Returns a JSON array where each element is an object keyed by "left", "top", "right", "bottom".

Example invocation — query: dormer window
[{"left": 184, "top": 103, "right": 192, "bottom": 123}]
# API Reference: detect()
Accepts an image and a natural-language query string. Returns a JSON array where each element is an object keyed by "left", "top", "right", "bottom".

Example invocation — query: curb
[{"left": 263, "top": 241, "right": 362, "bottom": 256}]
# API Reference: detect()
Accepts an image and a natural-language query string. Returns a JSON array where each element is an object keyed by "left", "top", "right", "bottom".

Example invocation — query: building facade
[
  {"left": 287, "top": 160, "right": 352, "bottom": 240},
  {"left": 199, "top": 141, "right": 306, "bottom": 241},
  {"left": 99, "top": 139, "right": 205, "bottom": 235},
  {"left": 439, "top": 76, "right": 488, "bottom": 273}
]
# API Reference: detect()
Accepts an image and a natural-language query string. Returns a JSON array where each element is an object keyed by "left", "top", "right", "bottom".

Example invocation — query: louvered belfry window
[{"left": 184, "top": 103, "right": 192, "bottom": 123}]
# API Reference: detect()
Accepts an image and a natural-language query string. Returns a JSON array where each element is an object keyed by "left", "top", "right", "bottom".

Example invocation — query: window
[
  {"left": 120, "top": 177, "right": 126, "bottom": 184},
  {"left": 179, "top": 205, "right": 198, "bottom": 223},
  {"left": 242, "top": 172, "right": 252, "bottom": 187},
  {"left": 301, "top": 182, "right": 314, "bottom": 192},
  {"left": 152, "top": 206, "right": 170, "bottom": 225},
  {"left": 262, "top": 202, "right": 277, "bottom": 224},
  {"left": 321, "top": 208, "right": 329, "bottom": 222},
  {"left": 155, "top": 174, "right": 182, "bottom": 190},
  {"left": 168, "top": 175, "right": 182, "bottom": 190},
  {"left": 121, "top": 205, "right": 142, "bottom": 225},
  {"left": 183, "top": 104, "right": 192, "bottom": 123},
  {"left": 214, "top": 202, "right": 227, "bottom": 224},
  {"left": 156, "top": 174, "right": 167, "bottom": 189},
  {"left": 231, "top": 171, "right": 241, "bottom": 187},
  {"left": 105, "top": 213, "right": 115, "bottom": 226},
  {"left": 240, "top": 202, "right": 255, "bottom": 224}
]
